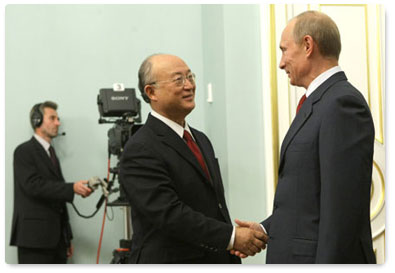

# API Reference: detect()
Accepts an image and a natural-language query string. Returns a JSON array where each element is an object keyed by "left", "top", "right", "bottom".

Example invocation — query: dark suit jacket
[
  {"left": 119, "top": 114, "right": 240, "bottom": 264},
  {"left": 10, "top": 137, "right": 74, "bottom": 249},
  {"left": 262, "top": 72, "right": 376, "bottom": 264}
]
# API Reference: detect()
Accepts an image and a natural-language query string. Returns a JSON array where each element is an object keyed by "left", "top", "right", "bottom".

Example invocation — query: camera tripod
[
  {"left": 109, "top": 205, "right": 132, "bottom": 264},
  {"left": 105, "top": 165, "right": 133, "bottom": 264}
]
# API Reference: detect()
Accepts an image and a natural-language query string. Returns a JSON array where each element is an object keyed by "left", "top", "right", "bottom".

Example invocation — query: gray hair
[
  {"left": 293, "top": 10, "right": 341, "bottom": 60},
  {"left": 138, "top": 54, "right": 162, "bottom": 103}
]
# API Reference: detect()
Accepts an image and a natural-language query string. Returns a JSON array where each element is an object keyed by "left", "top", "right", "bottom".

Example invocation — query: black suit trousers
[{"left": 17, "top": 235, "right": 68, "bottom": 264}]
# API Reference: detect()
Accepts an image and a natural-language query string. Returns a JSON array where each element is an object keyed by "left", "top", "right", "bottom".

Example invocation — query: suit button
[{"left": 218, "top": 203, "right": 222, "bottom": 209}]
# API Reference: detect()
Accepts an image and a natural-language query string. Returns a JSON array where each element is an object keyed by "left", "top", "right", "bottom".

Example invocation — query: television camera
[{"left": 97, "top": 83, "right": 143, "bottom": 263}]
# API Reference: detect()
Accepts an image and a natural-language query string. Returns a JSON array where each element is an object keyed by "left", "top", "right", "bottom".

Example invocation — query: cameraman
[{"left": 10, "top": 101, "right": 92, "bottom": 264}]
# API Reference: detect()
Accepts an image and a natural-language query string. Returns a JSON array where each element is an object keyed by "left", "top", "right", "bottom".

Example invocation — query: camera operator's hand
[{"left": 73, "top": 180, "right": 93, "bottom": 197}]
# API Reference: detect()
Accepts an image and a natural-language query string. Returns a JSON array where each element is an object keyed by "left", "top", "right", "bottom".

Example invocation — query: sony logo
[{"left": 111, "top": 96, "right": 129, "bottom": 101}]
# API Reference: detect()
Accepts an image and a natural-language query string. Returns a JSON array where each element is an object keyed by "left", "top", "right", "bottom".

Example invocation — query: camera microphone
[{"left": 58, "top": 132, "right": 66, "bottom": 136}]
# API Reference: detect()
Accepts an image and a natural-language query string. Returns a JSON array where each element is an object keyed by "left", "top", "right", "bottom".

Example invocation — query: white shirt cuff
[
  {"left": 260, "top": 224, "right": 267, "bottom": 234},
  {"left": 226, "top": 226, "right": 236, "bottom": 250}
]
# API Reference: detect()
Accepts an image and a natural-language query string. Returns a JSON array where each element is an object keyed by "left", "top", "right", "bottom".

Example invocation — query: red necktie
[
  {"left": 183, "top": 130, "right": 210, "bottom": 180},
  {"left": 296, "top": 94, "right": 307, "bottom": 114}
]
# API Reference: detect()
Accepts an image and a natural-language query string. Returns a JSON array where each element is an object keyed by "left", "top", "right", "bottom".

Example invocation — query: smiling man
[{"left": 119, "top": 54, "right": 267, "bottom": 263}]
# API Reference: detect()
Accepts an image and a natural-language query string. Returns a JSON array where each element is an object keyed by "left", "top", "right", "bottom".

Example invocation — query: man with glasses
[{"left": 119, "top": 54, "right": 267, "bottom": 263}]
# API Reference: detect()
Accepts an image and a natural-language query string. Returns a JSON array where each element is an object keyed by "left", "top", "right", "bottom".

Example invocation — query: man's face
[
  {"left": 149, "top": 55, "right": 196, "bottom": 119},
  {"left": 279, "top": 20, "right": 308, "bottom": 88},
  {"left": 39, "top": 107, "right": 60, "bottom": 139}
]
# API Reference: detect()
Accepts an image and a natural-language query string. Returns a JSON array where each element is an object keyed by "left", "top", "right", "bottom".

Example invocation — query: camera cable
[{"left": 96, "top": 157, "right": 111, "bottom": 264}]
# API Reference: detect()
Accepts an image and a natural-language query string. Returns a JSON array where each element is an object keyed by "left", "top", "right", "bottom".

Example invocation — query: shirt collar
[
  {"left": 151, "top": 110, "right": 193, "bottom": 139},
  {"left": 34, "top": 133, "right": 51, "bottom": 156},
  {"left": 306, "top": 66, "right": 342, "bottom": 97}
]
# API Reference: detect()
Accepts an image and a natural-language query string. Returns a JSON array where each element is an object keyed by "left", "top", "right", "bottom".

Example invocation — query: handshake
[{"left": 231, "top": 219, "right": 268, "bottom": 258}]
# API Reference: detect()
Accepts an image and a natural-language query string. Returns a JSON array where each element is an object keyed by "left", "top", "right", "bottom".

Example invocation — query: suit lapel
[
  {"left": 192, "top": 128, "right": 232, "bottom": 223},
  {"left": 278, "top": 101, "right": 312, "bottom": 172},
  {"left": 279, "top": 71, "right": 348, "bottom": 172},
  {"left": 192, "top": 129, "right": 216, "bottom": 186},
  {"left": 147, "top": 115, "right": 212, "bottom": 186}
]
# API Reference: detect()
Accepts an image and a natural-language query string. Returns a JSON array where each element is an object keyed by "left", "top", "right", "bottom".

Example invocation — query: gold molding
[
  {"left": 371, "top": 160, "right": 385, "bottom": 220},
  {"left": 373, "top": 229, "right": 385, "bottom": 241},
  {"left": 376, "top": 5, "right": 384, "bottom": 144},
  {"left": 285, "top": 5, "right": 292, "bottom": 125},
  {"left": 364, "top": 5, "right": 372, "bottom": 108},
  {"left": 270, "top": 4, "right": 279, "bottom": 190},
  {"left": 384, "top": 231, "right": 385, "bottom": 260},
  {"left": 373, "top": 230, "right": 385, "bottom": 262},
  {"left": 319, "top": 4, "right": 367, "bottom": 7}
]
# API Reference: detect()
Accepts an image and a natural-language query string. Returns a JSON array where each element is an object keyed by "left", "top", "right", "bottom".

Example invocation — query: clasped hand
[
  {"left": 231, "top": 219, "right": 268, "bottom": 258},
  {"left": 73, "top": 180, "right": 93, "bottom": 197}
]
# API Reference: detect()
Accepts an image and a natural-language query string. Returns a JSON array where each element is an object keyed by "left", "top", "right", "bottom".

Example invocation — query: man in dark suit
[
  {"left": 233, "top": 11, "right": 376, "bottom": 263},
  {"left": 119, "top": 54, "right": 267, "bottom": 263},
  {"left": 10, "top": 101, "right": 93, "bottom": 263}
]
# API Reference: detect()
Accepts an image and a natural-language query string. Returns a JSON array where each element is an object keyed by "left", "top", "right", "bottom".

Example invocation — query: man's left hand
[{"left": 67, "top": 243, "right": 74, "bottom": 258}]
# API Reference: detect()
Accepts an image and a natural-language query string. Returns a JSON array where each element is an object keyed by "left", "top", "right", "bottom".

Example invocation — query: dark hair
[
  {"left": 293, "top": 10, "right": 341, "bottom": 60},
  {"left": 29, "top": 101, "right": 58, "bottom": 129}
]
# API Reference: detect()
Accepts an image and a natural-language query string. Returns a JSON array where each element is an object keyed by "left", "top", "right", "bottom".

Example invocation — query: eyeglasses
[{"left": 149, "top": 73, "right": 196, "bottom": 87}]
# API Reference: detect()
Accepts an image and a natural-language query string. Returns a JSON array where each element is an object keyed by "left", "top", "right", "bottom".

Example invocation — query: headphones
[{"left": 31, "top": 103, "right": 43, "bottom": 129}]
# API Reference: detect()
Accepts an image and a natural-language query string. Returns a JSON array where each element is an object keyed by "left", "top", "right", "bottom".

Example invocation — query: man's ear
[
  {"left": 145, "top": 85, "right": 157, "bottom": 102},
  {"left": 303, "top": 35, "right": 314, "bottom": 57}
]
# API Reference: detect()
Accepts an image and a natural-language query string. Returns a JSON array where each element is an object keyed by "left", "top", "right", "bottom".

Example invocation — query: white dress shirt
[
  {"left": 150, "top": 110, "right": 194, "bottom": 140},
  {"left": 306, "top": 66, "right": 342, "bottom": 97},
  {"left": 150, "top": 110, "right": 236, "bottom": 250},
  {"left": 34, "top": 133, "right": 51, "bottom": 157}
]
